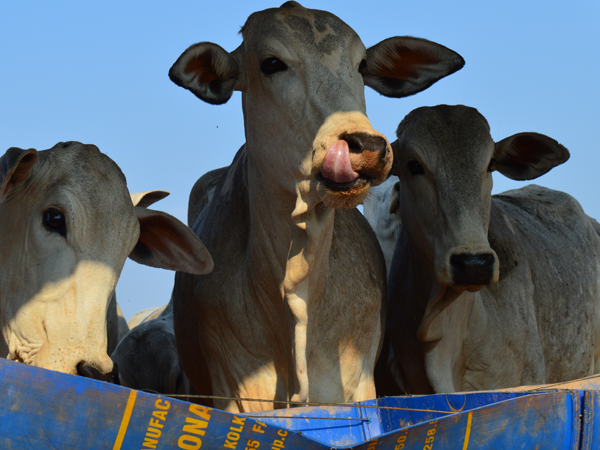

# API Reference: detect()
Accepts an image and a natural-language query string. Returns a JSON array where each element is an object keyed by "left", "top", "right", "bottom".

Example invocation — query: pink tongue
[{"left": 321, "top": 140, "right": 359, "bottom": 184}]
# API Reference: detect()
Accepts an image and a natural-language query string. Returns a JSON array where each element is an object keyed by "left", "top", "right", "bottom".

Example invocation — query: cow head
[
  {"left": 0, "top": 142, "right": 213, "bottom": 379},
  {"left": 391, "top": 105, "right": 569, "bottom": 292},
  {"left": 170, "top": 1, "right": 464, "bottom": 209}
]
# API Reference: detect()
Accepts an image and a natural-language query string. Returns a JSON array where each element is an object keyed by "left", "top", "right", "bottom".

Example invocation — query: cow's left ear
[
  {"left": 494, "top": 132, "right": 570, "bottom": 180},
  {"left": 131, "top": 190, "right": 170, "bottom": 208},
  {"left": 129, "top": 207, "right": 214, "bottom": 275},
  {"left": 388, "top": 181, "right": 401, "bottom": 216},
  {"left": 0, "top": 147, "right": 38, "bottom": 201},
  {"left": 362, "top": 37, "right": 465, "bottom": 98}
]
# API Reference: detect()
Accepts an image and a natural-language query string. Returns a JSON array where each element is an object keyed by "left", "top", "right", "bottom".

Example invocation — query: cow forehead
[
  {"left": 241, "top": 2, "right": 361, "bottom": 56},
  {"left": 398, "top": 105, "right": 494, "bottom": 168},
  {"left": 34, "top": 143, "right": 132, "bottom": 213}
]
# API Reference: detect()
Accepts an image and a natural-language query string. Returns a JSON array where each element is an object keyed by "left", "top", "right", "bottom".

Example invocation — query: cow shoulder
[{"left": 188, "top": 166, "right": 228, "bottom": 228}]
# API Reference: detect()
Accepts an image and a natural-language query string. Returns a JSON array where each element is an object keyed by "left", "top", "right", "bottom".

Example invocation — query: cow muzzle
[
  {"left": 438, "top": 248, "right": 499, "bottom": 289},
  {"left": 317, "top": 132, "right": 392, "bottom": 208},
  {"left": 77, "top": 359, "right": 114, "bottom": 382}
]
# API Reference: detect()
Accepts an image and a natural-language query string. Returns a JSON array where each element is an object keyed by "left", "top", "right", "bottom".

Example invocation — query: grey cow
[
  {"left": 169, "top": 2, "right": 464, "bottom": 412},
  {"left": 0, "top": 142, "right": 213, "bottom": 380},
  {"left": 387, "top": 105, "right": 600, "bottom": 394}
]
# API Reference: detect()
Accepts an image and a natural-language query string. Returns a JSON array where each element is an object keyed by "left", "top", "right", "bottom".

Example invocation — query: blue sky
[{"left": 2, "top": 1, "right": 599, "bottom": 320}]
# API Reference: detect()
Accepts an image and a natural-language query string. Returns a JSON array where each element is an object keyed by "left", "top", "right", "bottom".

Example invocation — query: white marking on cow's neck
[
  {"left": 282, "top": 187, "right": 335, "bottom": 403},
  {"left": 418, "top": 285, "right": 463, "bottom": 343}
]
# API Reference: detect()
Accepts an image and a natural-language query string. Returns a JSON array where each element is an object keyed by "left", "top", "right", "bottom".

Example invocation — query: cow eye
[
  {"left": 359, "top": 59, "right": 367, "bottom": 73},
  {"left": 261, "top": 57, "right": 287, "bottom": 75},
  {"left": 43, "top": 208, "right": 67, "bottom": 238},
  {"left": 487, "top": 158, "right": 497, "bottom": 172},
  {"left": 407, "top": 160, "right": 425, "bottom": 176}
]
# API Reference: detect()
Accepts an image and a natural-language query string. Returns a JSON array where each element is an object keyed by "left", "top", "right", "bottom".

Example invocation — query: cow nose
[
  {"left": 341, "top": 132, "right": 388, "bottom": 154},
  {"left": 450, "top": 253, "right": 496, "bottom": 286},
  {"left": 77, "top": 361, "right": 113, "bottom": 382}
]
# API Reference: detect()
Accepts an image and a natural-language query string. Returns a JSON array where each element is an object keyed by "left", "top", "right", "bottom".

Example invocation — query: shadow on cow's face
[
  {"left": 391, "top": 105, "right": 570, "bottom": 290},
  {"left": 170, "top": 2, "right": 465, "bottom": 209},
  {"left": 0, "top": 143, "right": 139, "bottom": 378},
  {"left": 0, "top": 142, "right": 213, "bottom": 379},
  {"left": 392, "top": 105, "right": 499, "bottom": 289}
]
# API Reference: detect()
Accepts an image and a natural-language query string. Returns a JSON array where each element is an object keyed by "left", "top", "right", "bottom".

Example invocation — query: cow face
[
  {"left": 170, "top": 1, "right": 464, "bottom": 209},
  {"left": 391, "top": 105, "right": 569, "bottom": 290},
  {"left": 0, "top": 142, "right": 213, "bottom": 379}
]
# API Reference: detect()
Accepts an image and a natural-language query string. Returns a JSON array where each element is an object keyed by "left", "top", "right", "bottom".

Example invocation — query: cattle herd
[{"left": 1, "top": 1, "right": 599, "bottom": 414}]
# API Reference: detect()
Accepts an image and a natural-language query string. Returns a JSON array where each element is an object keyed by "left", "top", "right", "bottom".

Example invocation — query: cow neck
[
  {"left": 400, "top": 231, "right": 476, "bottom": 393},
  {"left": 245, "top": 155, "right": 335, "bottom": 403}
]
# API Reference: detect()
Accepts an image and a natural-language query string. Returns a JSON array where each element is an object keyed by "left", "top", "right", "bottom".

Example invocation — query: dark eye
[
  {"left": 260, "top": 57, "right": 287, "bottom": 75},
  {"left": 358, "top": 59, "right": 367, "bottom": 73},
  {"left": 43, "top": 208, "right": 66, "bottom": 238},
  {"left": 487, "top": 158, "right": 497, "bottom": 172},
  {"left": 407, "top": 160, "right": 425, "bottom": 176}
]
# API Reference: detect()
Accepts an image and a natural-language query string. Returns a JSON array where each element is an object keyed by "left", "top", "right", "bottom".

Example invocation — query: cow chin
[{"left": 316, "top": 175, "right": 371, "bottom": 209}]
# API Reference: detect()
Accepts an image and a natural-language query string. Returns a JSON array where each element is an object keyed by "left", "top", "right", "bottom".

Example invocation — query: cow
[
  {"left": 127, "top": 304, "right": 167, "bottom": 330},
  {"left": 386, "top": 104, "right": 600, "bottom": 394},
  {"left": 169, "top": 1, "right": 464, "bottom": 411},
  {"left": 0, "top": 141, "right": 213, "bottom": 380},
  {"left": 363, "top": 175, "right": 401, "bottom": 277},
  {"left": 106, "top": 190, "right": 170, "bottom": 353},
  {"left": 111, "top": 303, "right": 192, "bottom": 395},
  {"left": 110, "top": 174, "right": 227, "bottom": 395}
]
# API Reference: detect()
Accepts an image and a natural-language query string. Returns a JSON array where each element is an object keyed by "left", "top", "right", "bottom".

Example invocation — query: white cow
[
  {"left": 169, "top": 2, "right": 464, "bottom": 411},
  {"left": 0, "top": 142, "right": 213, "bottom": 380},
  {"left": 387, "top": 105, "right": 600, "bottom": 394},
  {"left": 363, "top": 175, "right": 400, "bottom": 277},
  {"left": 127, "top": 304, "right": 167, "bottom": 330}
]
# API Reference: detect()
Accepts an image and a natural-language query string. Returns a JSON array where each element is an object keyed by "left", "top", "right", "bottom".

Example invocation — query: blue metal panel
[
  {"left": 249, "top": 392, "right": 534, "bottom": 446},
  {"left": 0, "top": 358, "right": 590, "bottom": 449},
  {"left": 581, "top": 390, "right": 599, "bottom": 449},
  {"left": 0, "top": 359, "right": 329, "bottom": 450}
]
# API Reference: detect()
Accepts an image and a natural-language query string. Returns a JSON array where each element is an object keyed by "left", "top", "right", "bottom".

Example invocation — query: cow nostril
[
  {"left": 340, "top": 132, "right": 387, "bottom": 154},
  {"left": 77, "top": 362, "right": 112, "bottom": 382},
  {"left": 450, "top": 253, "right": 495, "bottom": 286}
]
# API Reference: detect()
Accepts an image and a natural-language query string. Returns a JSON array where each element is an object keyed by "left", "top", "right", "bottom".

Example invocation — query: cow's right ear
[
  {"left": 0, "top": 147, "right": 38, "bottom": 201},
  {"left": 169, "top": 42, "right": 241, "bottom": 105},
  {"left": 129, "top": 207, "right": 214, "bottom": 276}
]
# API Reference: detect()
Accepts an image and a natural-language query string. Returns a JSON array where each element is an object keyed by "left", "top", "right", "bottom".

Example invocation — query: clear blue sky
[{"left": 2, "top": 1, "right": 599, "bottom": 320}]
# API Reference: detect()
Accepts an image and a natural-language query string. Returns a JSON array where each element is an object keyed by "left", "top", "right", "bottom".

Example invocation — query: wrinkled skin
[
  {"left": 170, "top": 2, "right": 464, "bottom": 412},
  {"left": 387, "top": 105, "right": 600, "bottom": 393},
  {"left": 0, "top": 142, "right": 213, "bottom": 380}
]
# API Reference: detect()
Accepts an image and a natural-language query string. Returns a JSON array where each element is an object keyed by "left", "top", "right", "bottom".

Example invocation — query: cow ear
[
  {"left": 169, "top": 42, "right": 241, "bottom": 105},
  {"left": 131, "top": 190, "right": 170, "bottom": 208},
  {"left": 388, "top": 181, "right": 401, "bottom": 215},
  {"left": 0, "top": 147, "right": 38, "bottom": 201},
  {"left": 494, "top": 132, "right": 570, "bottom": 180},
  {"left": 362, "top": 37, "right": 464, "bottom": 98},
  {"left": 129, "top": 207, "right": 214, "bottom": 275}
]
